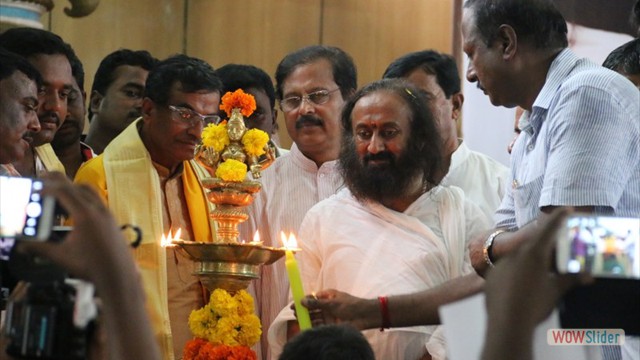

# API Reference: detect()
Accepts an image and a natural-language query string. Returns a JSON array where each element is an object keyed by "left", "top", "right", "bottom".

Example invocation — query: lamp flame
[
  {"left": 280, "top": 231, "right": 299, "bottom": 249},
  {"left": 161, "top": 228, "right": 181, "bottom": 247},
  {"left": 248, "top": 231, "right": 262, "bottom": 245}
]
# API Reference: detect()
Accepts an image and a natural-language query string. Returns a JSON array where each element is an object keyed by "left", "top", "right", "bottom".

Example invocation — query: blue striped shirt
[{"left": 494, "top": 49, "right": 640, "bottom": 229}]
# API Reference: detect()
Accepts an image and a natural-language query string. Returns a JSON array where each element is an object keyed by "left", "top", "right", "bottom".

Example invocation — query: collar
[
  {"left": 532, "top": 48, "right": 579, "bottom": 111},
  {"left": 80, "top": 142, "right": 96, "bottom": 161},
  {"left": 152, "top": 160, "right": 185, "bottom": 180},
  {"left": 447, "top": 139, "right": 469, "bottom": 173},
  {"left": 289, "top": 142, "right": 338, "bottom": 173}
]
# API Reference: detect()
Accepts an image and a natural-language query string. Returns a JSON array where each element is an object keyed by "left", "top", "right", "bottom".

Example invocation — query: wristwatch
[{"left": 483, "top": 229, "right": 506, "bottom": 268}]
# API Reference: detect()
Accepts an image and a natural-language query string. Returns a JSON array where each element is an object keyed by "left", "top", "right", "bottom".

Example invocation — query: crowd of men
[{"left": 0, "top": 0, "right": 639, "bottom": 359}]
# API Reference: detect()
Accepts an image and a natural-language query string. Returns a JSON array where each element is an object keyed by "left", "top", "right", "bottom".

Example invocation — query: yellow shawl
[
  {"left": 75, "top": 119, "right": 214, "bottom": 360},
  {"left": 34, "top": 143, "right": 65, "bottom": 173}
]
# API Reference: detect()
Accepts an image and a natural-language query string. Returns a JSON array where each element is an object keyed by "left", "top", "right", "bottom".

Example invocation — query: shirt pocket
[{"left": 513, "top": 175, "right": 544, "bottom": 227}]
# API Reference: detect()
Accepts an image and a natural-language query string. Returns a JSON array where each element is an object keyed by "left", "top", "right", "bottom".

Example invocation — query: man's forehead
[
  {"left": 353, "top": 92, "right": 409, "bottom": 121},
  {"left": 1, "top": 71, "right": 38, "bottom": 100},
  {"left": 28, "top": 54, "right": 74, "bottom": 88},
  {"left": 461, "top": 10, "right": 478, "bottom": 40},
  {"left": 282, "top": 59, "right": 337, "bottom": 93},
  {"left": 112, "top": 65, "right": 148, "bottom": 83}
]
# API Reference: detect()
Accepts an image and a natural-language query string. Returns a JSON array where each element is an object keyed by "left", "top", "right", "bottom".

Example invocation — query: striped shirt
[
  {"left": 240, "top": 143, "right": 343, "bottom": 360},
  {"left": 494, "top": 49, "right": 640, "bottom": 230}
]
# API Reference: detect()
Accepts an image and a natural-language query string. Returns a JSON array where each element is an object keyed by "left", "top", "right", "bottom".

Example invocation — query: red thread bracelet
[{"left": 378, "top": 296, "right": 391, "bottom": 332}]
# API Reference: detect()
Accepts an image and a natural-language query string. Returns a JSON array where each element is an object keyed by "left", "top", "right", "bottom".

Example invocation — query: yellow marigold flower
[
  {"left": 215, "top": 159, "right": 247, "bottom": 182},
  {"left": 234, "top": 290, "right": 255, "bottom": 316},
  {"left": 186, "top": 288, "right": 262, "bottom": 349},
  {"left": 188, "top": 305, "right": 217, "bottom": 339},
  {"left": 237, "top": 314, "right": 262, "bottom": 347},
  {"left": 241, "top": 129, "right": 269, "bottom": 157},
  {"left": 210, "top": 288, "right": 237, "bottom": 317},
  {"left": 201, "top": 123, "right": 229, "bottom": 152},
  {"left": 212, "top": 317, "right": 240, "bottom": 346},
  {"left": 220, "top": 89, "right": 256, "bottom": 118}
]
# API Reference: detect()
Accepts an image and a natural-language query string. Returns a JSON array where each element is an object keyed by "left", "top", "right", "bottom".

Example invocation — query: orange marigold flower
[
  {"left": 220, "top": 89, "right": 256, "bottom": 118},
  {"left": 229, "top": 345, "right": 257, "bottom": 360},
  {"left": 183, "top": 338, "right": 207, "bottom": 360}
]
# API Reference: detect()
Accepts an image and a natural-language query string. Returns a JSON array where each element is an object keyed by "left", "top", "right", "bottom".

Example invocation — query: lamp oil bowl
[{"left": 173, "top": 240, "right": 285, "bottom": 292}]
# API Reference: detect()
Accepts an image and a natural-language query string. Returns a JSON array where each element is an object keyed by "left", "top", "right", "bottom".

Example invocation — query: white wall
[{"left": 461, "top": 56, "right": 516, "bottom": 167}]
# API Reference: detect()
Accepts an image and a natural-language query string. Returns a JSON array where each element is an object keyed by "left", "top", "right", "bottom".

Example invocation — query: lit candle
[{"left": 281, "top": 232, "right": 312, "bottom": 330}]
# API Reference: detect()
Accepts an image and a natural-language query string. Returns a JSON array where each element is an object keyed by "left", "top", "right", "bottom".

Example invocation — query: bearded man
[{"left": 268, "top": 79, "right": 490, "bottom": 360}]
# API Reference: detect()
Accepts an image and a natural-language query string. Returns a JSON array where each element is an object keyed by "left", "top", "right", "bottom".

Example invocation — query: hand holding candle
[{"left": 281, "top": 232, "right": 312, "bottom": 331}]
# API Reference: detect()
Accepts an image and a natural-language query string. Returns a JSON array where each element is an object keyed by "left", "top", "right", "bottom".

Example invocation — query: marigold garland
[
  {"left": 220, "top": 89, "right": 256, "bottom": 118},
  {"left": 201, "top": 123, "right": 229, "bottom": 152},
  {"left": 242, "top": 129, "right": 269, "bottom": 157},
  {"left": 215, "top": 159, "right": 247, "bottom": 182},
  {"left": 185, "top": 289, "right": 261, "bottom": 360},
  {"left": 183, "top": 340, "right": 256, "bottom": 360}
]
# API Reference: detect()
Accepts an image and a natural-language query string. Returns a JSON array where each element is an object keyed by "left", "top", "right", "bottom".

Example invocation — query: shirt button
[
  {"left": 319, "top": 173, "right": 325, "bottom": 178},
  {"left": 527, "top": 144, "right": 534, "bottom": 151}
]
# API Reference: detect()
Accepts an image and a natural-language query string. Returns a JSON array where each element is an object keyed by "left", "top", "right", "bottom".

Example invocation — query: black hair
[
  {"left": 91, "top": 49, "right": 157, "bottom": 95},
  {"left": 279, "top": 325, "right": 374, "bottom": 360},
  {"left": 217, "top": 64, "right": 276, "bottom": 109},
  {"left": 602, "top": 38, "right": 640, "bottom": 76},
  {"left": 0, "top": 27, "right": 79, "bottom": 68},
  {"left": 383, "top": 49, "right": 461, "bottom": 98},
  {"left": 89, "top": 49, "right": 158, "bottom": 118},
  {"left": 68, "top": 51, "right": 85, "bottom": 91},
  {"left": 0, "top": 48, "right": 43, "bottom": 88},
  {"left": 339, "top": 78, "right": 443, "bottom": 202},
  {"left": 463, "top": 0, "right": 568, "bottom": 49},
  {"left": 275, "top": 45, "right": 357, "bottom": 101},
  {"left": 144, "top": 54, "right": 222, "bottom": 105}
]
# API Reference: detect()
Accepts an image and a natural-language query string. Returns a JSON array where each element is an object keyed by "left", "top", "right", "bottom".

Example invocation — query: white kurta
[
  {"left": 440, "top": 141, "right": 509, "bottom": 222},
  {"left": 269, "top": 186, "right": 490, "bottom": 360},
  {"left": 241, "top": 143, "right": 343, "bottom": 360}
]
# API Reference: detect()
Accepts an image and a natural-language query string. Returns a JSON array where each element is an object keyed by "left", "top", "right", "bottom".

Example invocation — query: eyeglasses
[
  {"left": 168, "top": 105, "right": 221, "bottom": 126},
  {"left": 279, "top": 88, "right": 340, "bottom": 112}
]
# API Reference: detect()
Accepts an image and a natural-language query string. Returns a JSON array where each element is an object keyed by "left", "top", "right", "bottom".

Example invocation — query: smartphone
[
  {"left": 0, "top": 176, "right": 55, "bottom": 242},
  {"left": 556, "top": 214, "right": 640, "bottom": 279}
]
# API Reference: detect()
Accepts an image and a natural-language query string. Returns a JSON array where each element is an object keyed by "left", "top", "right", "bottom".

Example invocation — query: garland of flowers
[
  {"left": 215, "top": 159, "right": 247, "bottom": 182},
  {"left": 242, "top": 129, "right": 269, "bottom": 157},
  {"left": 184, "top": 289, "right": 261, "bottom": 360},
  {"left": 201, "top": 122, "right": 229, "bottom": 152},
  {"left": 220, "top": 89, "right": 257, "bottom": 118},
  {"left": 199, "top": 89, "right": 270, "bottom": 182}
]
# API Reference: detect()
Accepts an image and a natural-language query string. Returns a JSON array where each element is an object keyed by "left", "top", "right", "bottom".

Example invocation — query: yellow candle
[{"left": 284, "top": 247, "right": 312, "bottom": 330}]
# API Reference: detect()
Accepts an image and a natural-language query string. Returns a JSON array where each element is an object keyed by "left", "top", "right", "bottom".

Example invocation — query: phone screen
[
  {"left": 558, "top": 215, "right": 640, "bottom": 279},
  {"left": 0, "top": 177, "right": 33, "bottom": 238}
]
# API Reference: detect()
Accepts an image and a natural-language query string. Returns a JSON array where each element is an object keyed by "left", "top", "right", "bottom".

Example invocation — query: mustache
[
  {"left": 363, "top": 152, "right": 395, "bottom": 164},
  {"left": 22, "top": 131, "right": 36, "bottom": 143},
  {"left": 39, "top": 111, "right": 60, "bottom": 123},
  {"left": 295, "top": 115, "right": 323, "bottom": 129},
  {"left": 60, "top": 117, "right": 82, "bottom": 130}
]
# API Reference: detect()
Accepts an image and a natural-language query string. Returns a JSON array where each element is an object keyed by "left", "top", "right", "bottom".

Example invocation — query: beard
[{"left": 339, "top": 139, "right": 425, "bottom": 204}]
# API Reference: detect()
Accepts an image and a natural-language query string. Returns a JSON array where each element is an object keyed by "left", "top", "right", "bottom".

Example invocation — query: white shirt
[
  {"left": 241, "top": 143, "right": 343, "bottom": 359},
  {"left": 440, "top": 140, "right": 509, "bottom": 222},
  {"left": 269, "top": 186, "right": 490, "bottom": 360}
]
